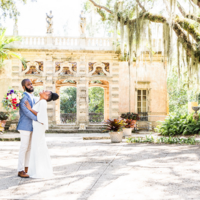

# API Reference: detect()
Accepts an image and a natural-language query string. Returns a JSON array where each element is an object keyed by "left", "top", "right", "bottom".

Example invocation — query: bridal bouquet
[{"left": 2, "top": 89, "right": 24, "bottom": 119}]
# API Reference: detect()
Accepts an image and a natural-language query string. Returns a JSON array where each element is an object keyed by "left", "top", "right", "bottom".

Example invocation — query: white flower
[
  {"left": 12, "top": 94, "right": 17, "bottom": 99},
  {"left": 8, "top": 95, "right": 11, "bottom": 99}
]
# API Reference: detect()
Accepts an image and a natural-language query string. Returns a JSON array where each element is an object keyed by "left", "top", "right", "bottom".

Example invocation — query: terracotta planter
[
  {"left": 0, "top": 120, "right": 7, "bottom": 132},
  {"left": 109, "top": 131, "right": 123, "bottom": 143},
  {"left": 123, "top": 128, "right": 132, "bottom": 136}
]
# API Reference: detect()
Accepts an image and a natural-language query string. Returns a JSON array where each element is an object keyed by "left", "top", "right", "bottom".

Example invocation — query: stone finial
[
  {"left": 79, "top": 10, "right": 86, "bottom": 37},
  {"left": 46, "top": 11, "right": 53, "bottom": 34}
]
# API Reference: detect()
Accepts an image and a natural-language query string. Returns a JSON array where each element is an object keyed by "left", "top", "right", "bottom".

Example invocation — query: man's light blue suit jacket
[{"left": 17, "top": 92, "right": 37, "bottom": 132}]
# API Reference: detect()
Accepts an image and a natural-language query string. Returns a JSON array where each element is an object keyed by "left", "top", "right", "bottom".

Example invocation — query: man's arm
[{"left": 20, "top": 97, "right": 37, "bottom": 121}]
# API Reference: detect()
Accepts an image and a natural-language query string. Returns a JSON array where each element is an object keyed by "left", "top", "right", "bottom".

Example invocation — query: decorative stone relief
[
  {"left": 92, "top": 67, "right": 106, "bottom": 76},
  {"left": 22, "top": 61, "right": 43, "bottom": 72},
  {"left": 56, "top": 79, "right": 76, "bottom": 86},
  {"left": 31, "top": 79, "right": 43, "bottom": 86},
  {"left": 88, "top": 62, "right": 110, "bottom": 76},
  {"left": 55, "top": 62, "right": 77, "bottom": 76},
  {"left": 22, "top": 61, "right": 44, "bottom": 75}
]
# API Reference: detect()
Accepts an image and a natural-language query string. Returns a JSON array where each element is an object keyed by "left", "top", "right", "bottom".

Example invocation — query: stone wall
[
  {"left": 0, "top": 49, "right": 167, "bottom": 128},
  {"left": 0, "top": 60, "right": 13, "bottom": 111}
]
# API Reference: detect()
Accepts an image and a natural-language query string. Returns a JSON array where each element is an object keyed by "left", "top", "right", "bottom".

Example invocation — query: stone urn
[
  {"left": 109, "top": 132, "right": 123, "bottom": 143},
  {"left": 123, "top": 128, "right": 132, "bottom": 136}
]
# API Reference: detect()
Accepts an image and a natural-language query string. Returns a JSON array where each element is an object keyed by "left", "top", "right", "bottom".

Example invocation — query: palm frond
[
  {"left": 8, "top": 51, "right": 27, "bottom": 68},
  {"left": 0, "top": 29, "right": 26, "bottom": 68}
]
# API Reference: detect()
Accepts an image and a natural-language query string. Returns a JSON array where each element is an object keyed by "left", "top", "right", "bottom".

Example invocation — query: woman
[{"left": 25, "top": 90, "right": 59, "bottom": 178}]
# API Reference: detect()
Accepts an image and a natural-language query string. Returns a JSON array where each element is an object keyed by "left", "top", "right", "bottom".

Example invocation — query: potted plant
[
  {"left": 104, "top": 119, "right": 126, "bottom": 143},
  {"left": 123, "top": 119, "right": 135, "bottom": 136},
  {"left": 0, "top": 112, "right": 8, "bottom": 132},
  {"left": 121, "top": 112, "right": 139, "bottom": 129}
]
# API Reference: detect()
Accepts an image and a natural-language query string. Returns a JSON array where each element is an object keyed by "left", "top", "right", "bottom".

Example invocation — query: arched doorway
[
  {"left": 55, "top": 80, "right": 77, "bottom": 124},
  {"left": 89, "top": 80, "right": 109, "bottom": 123},
  {"left": 60, "top": 86, "right": 77, "bottom": 124},
  {"left": 89, "top": 87, "right": 104, "bottom": 123}
]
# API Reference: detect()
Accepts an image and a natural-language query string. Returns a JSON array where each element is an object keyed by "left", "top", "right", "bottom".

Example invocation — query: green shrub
[
  {"left": 158, "top": 113, "right": 200, "bottom": 136},
  {"left": 126, "top": 135, "right": 200, "bottom": 145}
]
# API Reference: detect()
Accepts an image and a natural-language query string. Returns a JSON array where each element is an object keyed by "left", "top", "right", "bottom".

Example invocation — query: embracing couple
[{"left": 17, "top": 79, "right": 59, "bottom": 178}]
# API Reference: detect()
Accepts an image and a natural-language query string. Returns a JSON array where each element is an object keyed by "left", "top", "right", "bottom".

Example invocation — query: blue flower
[
  {"left": 10, "top": 89, "right": 14, "bottom": 94},
  {"left": 16, "top": 104, "right": 19, "bottom": 107}
]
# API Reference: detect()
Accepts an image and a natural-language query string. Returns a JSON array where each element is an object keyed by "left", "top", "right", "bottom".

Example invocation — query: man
[{"left": 17, "top": 79, "right": 37, "bottom": 178}]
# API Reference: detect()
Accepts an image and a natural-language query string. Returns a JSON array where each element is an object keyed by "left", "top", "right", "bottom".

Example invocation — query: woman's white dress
[{"left": 28, "top": 99, "right": 53, "bottom": 178}]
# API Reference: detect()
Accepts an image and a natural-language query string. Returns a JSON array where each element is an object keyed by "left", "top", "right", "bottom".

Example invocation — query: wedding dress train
[{"left": 28, "top": 99, "right": 53, "bottom": 178}]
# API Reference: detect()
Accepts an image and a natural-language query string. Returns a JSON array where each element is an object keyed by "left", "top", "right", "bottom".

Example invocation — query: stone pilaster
[
  {"left": 0, "top": 60, "right": 12, "bottom": 111},
  {"left": 76, "top": 55, "right": 89, "bottom": 128},
  {"left": 110, "top": 62, "right": 120, "bottom": 119},
  {"left": 76, "top": 78, "right": 89, "bottom": 128},
  {"left": 104, "top": 86, "right": 109, "bottom": 120},
  {"left": 45, "top": 54, "right": 56, "bottom": 125}
]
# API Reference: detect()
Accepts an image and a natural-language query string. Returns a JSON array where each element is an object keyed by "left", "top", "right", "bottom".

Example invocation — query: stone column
[
  {"left": 76, "top": 78, "right": 89, "bottom": 129},
  {"left": 110, "top": 62, "right": 120, "bottom": 119},
  {"left": 55, "top": 86, "right": 61, "bottom": 124},
  {"left": 45, "top": 54, "right": 56, "bottom": 125},
  {"left": 11, "top": 59, "right": 21, "bottom": 91},
  {"left": 104, "top": 86, "right": 109, "bottom": 120},
  {"left": 76, "top": 56, "right": 89, "bottom": 129}
]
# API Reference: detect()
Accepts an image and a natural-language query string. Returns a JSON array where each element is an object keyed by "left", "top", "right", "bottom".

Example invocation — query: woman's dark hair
[{"left": 47, "top": 92, "right": 59, "bottom": 102}]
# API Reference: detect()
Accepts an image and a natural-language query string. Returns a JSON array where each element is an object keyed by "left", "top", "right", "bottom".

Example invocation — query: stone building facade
[{"left": 0, "top": 36, "right": 167, "bottom": 130}]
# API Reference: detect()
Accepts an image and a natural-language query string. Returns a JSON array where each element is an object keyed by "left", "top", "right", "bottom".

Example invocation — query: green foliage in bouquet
[
  {"left": 121, "top": 112, "right": 140, "bottom": 120},
  {"left": 104, "top": 119, "right": 126, "bottom": 132},
  {"left": 158, "top": 113, "right": 200, "bottom": 136},
  {"left": 2, "top": 89, "right": 24, "bottom": 120},
  {"left": 0, "top": 112, "right": 9, "bottom": 120}
]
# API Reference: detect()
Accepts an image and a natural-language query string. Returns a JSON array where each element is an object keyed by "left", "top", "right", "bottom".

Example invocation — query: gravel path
[{"left": 0, "top": 133, "right": 200, "bottom": 200}]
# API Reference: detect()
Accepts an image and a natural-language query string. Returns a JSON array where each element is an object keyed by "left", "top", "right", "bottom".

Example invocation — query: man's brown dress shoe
[
  {"left": 18, "top": 171, "right": 29, "bottom": 178},
  {"left": 25, "top": 167, "right": 28, "bottom": 173}
]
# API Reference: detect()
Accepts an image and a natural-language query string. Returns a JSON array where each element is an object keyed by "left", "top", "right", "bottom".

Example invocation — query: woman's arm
[{"left": 25, "top": 101, "right": 38, "bottom": 116}]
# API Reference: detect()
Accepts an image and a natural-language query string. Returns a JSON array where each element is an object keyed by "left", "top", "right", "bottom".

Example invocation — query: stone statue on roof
[
  {"left": 46, "top": 11, "right": 53, "bottom": 34},
  {"left": 79, "top": 10, "right": 86, "bottom": 37}
]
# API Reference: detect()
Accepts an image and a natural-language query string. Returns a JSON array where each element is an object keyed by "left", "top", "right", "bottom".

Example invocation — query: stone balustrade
[
  {"left": 7, "top": 35, "right": 163, "bottom": 52},
  {"left": 8, "top": 35, "right": 114, "bottom": 51}
]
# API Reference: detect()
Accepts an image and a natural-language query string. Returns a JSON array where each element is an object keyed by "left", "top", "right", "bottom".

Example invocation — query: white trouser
[{"left": 18, "top": 130, "right": 32, "bottom": 172}]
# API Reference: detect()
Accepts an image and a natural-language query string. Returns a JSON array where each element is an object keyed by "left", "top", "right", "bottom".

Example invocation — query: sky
[
  {"left": 0, "top": 0, "right": 190, "bottom": 38},
  {"left": 2, "top": 0, "right": 85, "bottom": 36}
]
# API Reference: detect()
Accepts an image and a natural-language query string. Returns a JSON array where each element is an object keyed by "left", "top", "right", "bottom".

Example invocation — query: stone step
[
  {"left": 50, "top": 126, "right": 79, "bottom": 130},
  {"left": 46, "top": 129, "right": 107, "bottom": 133},
  {"left": 86, "top": 126, "right": 105, "bottom": 130}
]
